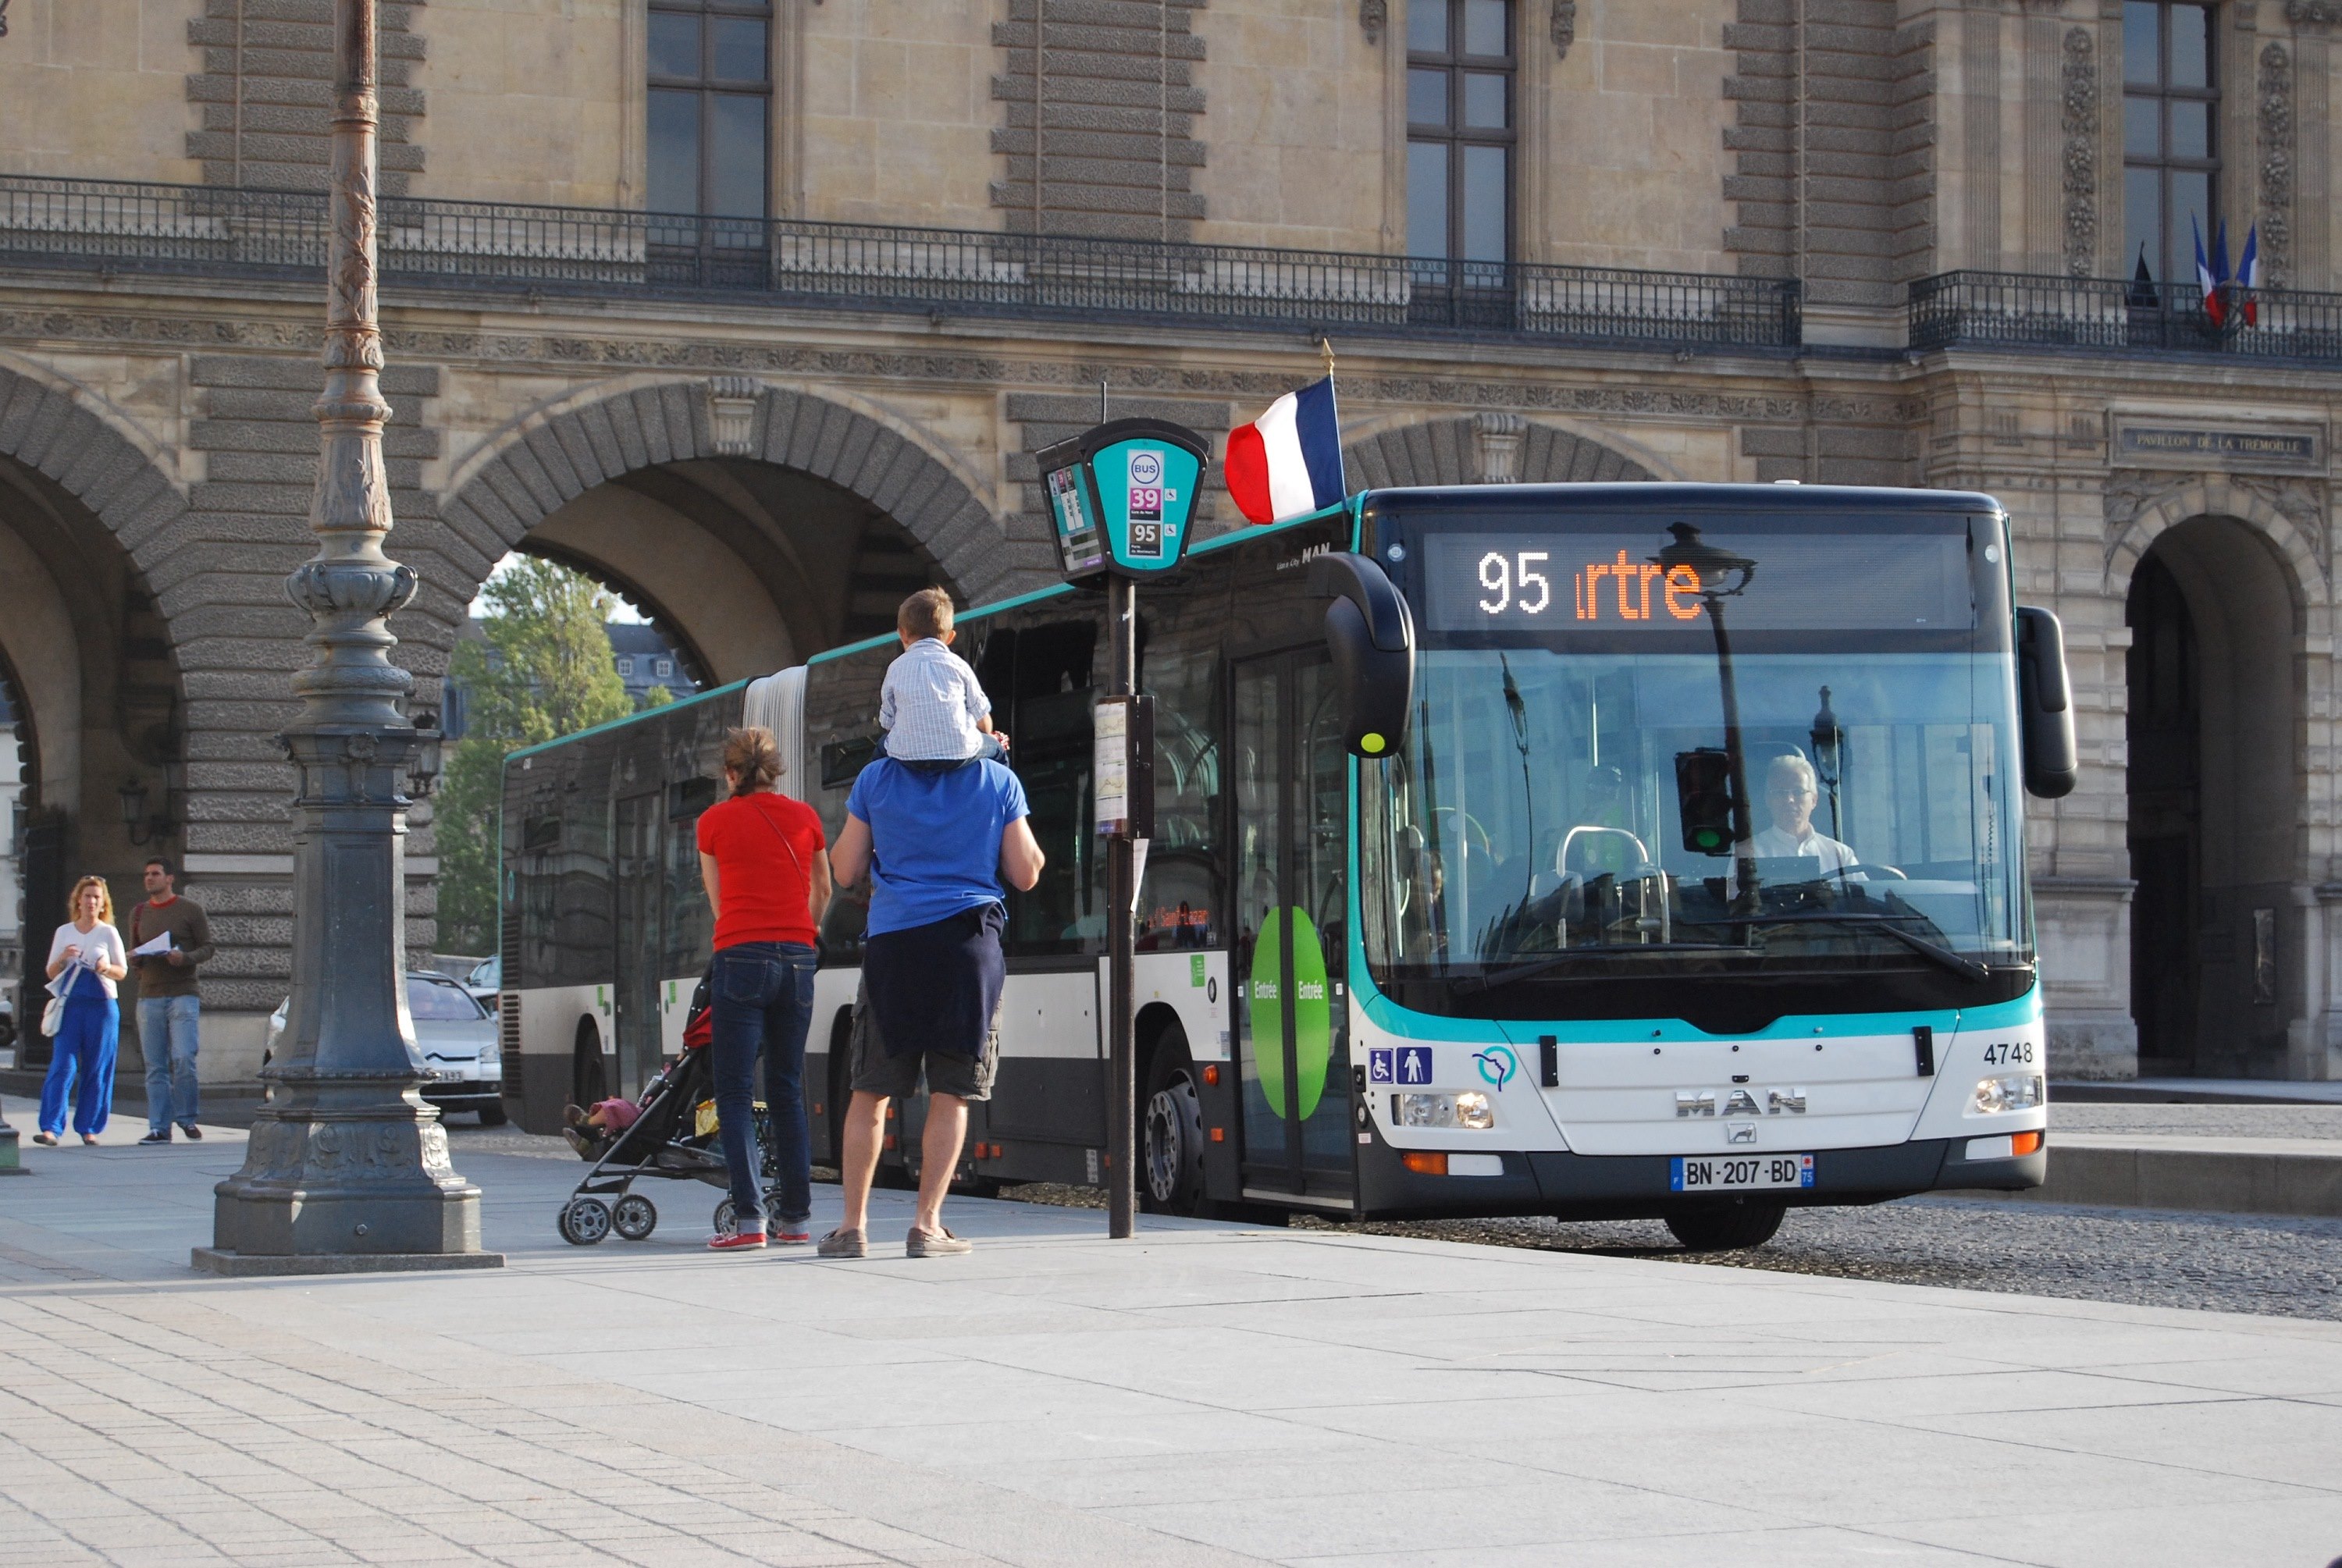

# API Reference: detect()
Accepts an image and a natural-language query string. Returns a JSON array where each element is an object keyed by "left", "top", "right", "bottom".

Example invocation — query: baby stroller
[{"left": 553, "top": 976, "right": 776, "bottom": 1244}]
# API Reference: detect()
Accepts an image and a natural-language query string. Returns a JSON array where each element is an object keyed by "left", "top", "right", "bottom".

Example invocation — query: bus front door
[
  {"left": 1233, "top": 651, "right": 1354, "bottom": 1207},
  {"left": 613, "top": 791, "right": 664, "bottom": 1097}
]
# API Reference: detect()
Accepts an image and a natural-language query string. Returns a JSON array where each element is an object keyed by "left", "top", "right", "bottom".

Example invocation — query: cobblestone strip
[{"left": 0, "top": 1290, "right": 991, "bottom": 1568}]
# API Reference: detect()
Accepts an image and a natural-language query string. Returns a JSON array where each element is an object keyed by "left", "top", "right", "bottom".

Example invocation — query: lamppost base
[
  {"left": 209, "top": 1088, "right": 494, "bottom": 1262},
  {"left": 0, "top": 1123, "right": 24, "bottom": 1174},
  {"left": 191, "top": 1246, "right": 504, "bottom": 1277}
]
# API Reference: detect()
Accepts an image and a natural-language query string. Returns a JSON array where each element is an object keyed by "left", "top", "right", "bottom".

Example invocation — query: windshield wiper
[{"left": 1682, "top": 911, "right": 1990, "bottom": 983}]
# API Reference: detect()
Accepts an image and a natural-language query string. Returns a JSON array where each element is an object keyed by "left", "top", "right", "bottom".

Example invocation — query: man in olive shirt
[{"left": 130, "top": 858, "right": 215, "bottom": 1143}]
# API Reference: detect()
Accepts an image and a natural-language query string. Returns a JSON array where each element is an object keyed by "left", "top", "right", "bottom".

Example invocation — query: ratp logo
[{"left": 1473, "top": 1046, "right": 1518, "bottom": 1090}]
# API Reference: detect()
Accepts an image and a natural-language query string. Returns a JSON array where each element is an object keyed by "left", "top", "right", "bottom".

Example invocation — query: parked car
[
  {"left": 0, "top": 991, "right": 14, "bottom": 1057},
  {"left": 462, "top": 954, "right": 500, "bottom": 1012},
  {"left": 262, "top": 972, "right": 505, "bottom": 1124}
]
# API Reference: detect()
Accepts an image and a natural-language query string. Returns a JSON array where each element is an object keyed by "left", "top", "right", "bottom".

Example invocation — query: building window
[
  {"left": 655, "top": 660, "right": 674, "bottom": 678},
  {"left": 1406, "top": 0, "right": 1514, "bottom": 267},
  {"left": 647, "top": 0, "right": 771, "bottom": 219},
  {"left": 2123, "top": 2, "right": 2218, "bottom": 286},
  {"left": 617, "top": 656, "right": 635, "bottom": 677}
]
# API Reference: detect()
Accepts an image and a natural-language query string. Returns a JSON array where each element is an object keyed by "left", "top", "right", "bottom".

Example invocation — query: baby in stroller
[{"left": 553, "top": 975, "right": 778, "bottom": 1246}]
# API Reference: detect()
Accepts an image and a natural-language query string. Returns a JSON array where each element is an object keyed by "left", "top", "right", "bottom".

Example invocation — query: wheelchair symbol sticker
[{"left": 1369, "top": 1047, "right": 1433, "bottom": 1085}]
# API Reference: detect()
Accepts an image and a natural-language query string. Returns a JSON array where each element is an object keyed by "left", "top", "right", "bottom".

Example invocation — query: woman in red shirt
[{"left": 695, "top": 727, "right": 832, "bottom": 1250}]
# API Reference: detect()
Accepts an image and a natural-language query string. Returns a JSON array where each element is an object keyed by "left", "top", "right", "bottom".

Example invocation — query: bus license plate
[{"left": 1671, "top": 1154, "right": 1814, "bottom": 1192}]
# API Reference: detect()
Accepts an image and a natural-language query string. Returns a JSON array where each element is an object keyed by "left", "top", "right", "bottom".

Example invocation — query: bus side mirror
[
  {"left": 1308, "top": 552, "right": 1415, "bottom": 759},
  {"left": 2016, "top": 606, "right": 2077, "bottom": 800}
]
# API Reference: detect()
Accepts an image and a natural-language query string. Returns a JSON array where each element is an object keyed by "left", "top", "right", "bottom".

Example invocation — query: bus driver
[{"left": 1746, "top": 753, "right": 1860, "bottom": 876}]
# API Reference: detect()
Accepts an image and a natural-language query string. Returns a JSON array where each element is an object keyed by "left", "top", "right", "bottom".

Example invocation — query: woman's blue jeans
[{"left": 709, "top": 941, "right": 816, "bottom": 1232}]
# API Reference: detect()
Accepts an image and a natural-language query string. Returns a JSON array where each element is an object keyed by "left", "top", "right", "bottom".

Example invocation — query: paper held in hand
[{"left": 131, "top": 931, "right": 174, "bottom": 958}]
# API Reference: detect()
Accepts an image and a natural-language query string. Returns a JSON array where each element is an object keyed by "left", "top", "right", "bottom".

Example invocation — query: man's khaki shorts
[{"left": 847, "top": 979, "right": 999, "bottom": 1103}]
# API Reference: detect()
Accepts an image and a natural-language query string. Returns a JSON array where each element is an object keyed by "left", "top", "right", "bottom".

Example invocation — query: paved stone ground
[{"left": 4, "top": 1104, "right": 2342, "bottom": 1564}]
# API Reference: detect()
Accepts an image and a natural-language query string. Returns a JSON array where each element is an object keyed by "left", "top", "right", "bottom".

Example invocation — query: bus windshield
[{"left": 1359, "top": 506, "right": 2034, "bottom": 1027}]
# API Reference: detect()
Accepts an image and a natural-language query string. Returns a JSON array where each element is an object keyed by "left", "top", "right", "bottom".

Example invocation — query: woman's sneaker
[
  {"left": 815, "top": 1228, "right": 867, "bottom": 1258},
  {"left": 707, "top": 1231, "right": 767, "bottom": 1251}
]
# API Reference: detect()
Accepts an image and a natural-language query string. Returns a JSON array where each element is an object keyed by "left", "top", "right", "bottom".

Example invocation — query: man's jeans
[
  {"left": 138, "top": 994, "right": 201, "bottom": 1132},
  {"left": 708, "top": 942, "right": 817, "bottom": 1232}
]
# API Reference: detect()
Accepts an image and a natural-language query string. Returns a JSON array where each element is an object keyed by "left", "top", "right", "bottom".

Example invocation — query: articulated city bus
[{"left": 498, "top": 483, "right": 2073, "bottom": 1248}]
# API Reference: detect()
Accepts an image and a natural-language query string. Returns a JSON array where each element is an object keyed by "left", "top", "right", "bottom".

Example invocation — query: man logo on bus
[{"left": 1473, "top": 1047, "right": 1518, "bottom": 1090}]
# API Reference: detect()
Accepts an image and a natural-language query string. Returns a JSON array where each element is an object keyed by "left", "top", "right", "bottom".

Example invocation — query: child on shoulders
[{"left": 877, "top": 588, "right": 1008, "bottom": 771}]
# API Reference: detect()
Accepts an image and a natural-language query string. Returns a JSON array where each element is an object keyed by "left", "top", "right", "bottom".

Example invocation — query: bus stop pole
[{"left": 1106, "top": 572, "right": 1137, "bottom": 1239}]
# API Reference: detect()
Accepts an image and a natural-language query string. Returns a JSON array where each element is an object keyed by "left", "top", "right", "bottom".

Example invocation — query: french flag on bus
[{"left": 1226, "top": 376, "right": 1345, "bottom": 524}]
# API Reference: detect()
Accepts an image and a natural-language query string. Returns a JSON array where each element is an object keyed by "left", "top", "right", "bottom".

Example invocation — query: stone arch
[
  {"left": 0, "top": 357, "right": 192, "bottom": 578},
  {"left": 2109, "top": 485, "right": 2329, "bottom": 1078},
  {"left": 2103, "top": 475, "right": 2328, "bottom": 616},
  {"left": 1344, "top": 414, "right": 1662, "bottom": 489},
  {"left": 437, "top": 378, "right": 1002, "bottom": 594}
]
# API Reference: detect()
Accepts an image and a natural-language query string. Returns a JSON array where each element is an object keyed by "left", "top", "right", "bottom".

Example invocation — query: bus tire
[
  {"left": 572, "top": 1021, "right": 607, "bottom": 1110},
  {"left": 1665, "top": 1200, "right": 1787, "bottom": 1252},
  {"left": 1140, "top": 1032, "right": 1207, "bottom": 1217}
]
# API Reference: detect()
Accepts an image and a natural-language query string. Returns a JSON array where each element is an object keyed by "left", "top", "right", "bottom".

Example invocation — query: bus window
[
  {"left": 1136, "top": 620, "right": 1223, "bottom": 951},
  {"left": 992, "top": 613, "right": 1102, "bottom": 957}
]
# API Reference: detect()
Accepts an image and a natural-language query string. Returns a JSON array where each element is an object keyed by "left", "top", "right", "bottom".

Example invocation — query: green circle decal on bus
[{"left": 1249, "top": 907, "right": 1333, "bottom": 1120}]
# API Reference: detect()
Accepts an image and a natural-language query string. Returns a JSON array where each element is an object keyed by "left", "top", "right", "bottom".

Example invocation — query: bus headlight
[
  {"left": 1970, "top": 1074, "right": 2043, "bottom": 1115},
  {"left": 1395, "top": 1092, "right": 1494, "bottom": 1130}
]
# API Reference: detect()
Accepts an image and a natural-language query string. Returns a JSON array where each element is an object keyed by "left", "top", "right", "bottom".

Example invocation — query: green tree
[{"left": 432, "top": 557, "right": 634, "bottom": 952}]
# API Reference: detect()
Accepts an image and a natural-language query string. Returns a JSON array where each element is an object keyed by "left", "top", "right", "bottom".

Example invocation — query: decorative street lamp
[
  {"left": 1654, "top": 522, "right": 1760, "bottom": 912},
  {"left": 197, "top": 0, "right": 497, "bottom": 1275}
]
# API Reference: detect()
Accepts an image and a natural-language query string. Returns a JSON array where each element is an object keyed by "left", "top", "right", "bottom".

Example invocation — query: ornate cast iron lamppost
[{"left": 196, "top": 0, "right": 498, "bottom": 1275}]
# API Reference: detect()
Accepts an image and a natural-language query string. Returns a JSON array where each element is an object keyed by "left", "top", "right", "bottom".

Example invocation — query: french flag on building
[
  {"left": 2236, "top": 221, "right": 2261, "bottom": 326},
  {"left": 2194, "top": 215, "right": 2227, "bottom": 327},
  {"left": 1226, "top": 376, "right": 1346, "bottom": 524}
]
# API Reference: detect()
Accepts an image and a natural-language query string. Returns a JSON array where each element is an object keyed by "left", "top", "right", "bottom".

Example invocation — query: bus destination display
[{"left": 1420, "top": 529, "right": 1974, "bottom": 635}]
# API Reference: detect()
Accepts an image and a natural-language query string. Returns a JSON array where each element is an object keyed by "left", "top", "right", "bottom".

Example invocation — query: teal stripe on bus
[{"left": 500, "top": 676, "right": 752, "bottom": 770}]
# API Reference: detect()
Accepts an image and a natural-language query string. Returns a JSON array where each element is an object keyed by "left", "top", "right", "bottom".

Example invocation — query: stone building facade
[{"left": 3, "top": 0, "right": 2341, "bottom": 1084}]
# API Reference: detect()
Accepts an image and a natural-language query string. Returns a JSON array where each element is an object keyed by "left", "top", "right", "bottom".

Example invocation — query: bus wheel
[
  {"left": 572, "top": 1022, "right": 607, "bottom": 1109},
  {"left": 1141, "top": 1038, "right": 1206, "bottom": 1216},
  {"left": 1665, "top": 1201, "right": 1787, "bottom": 1252}
]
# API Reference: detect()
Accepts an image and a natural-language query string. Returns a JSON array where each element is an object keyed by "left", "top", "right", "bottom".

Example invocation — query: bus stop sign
[{"left": 1037, "top": 418, "right": 1210, "bottom": 581}]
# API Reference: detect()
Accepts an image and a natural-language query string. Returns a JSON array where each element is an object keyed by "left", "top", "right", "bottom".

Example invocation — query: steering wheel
[{"left": 1846, "top": 861, "right": 1908, "bottom": 881}]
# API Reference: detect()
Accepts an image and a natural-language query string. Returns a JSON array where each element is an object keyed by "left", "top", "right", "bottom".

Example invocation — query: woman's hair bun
[{"left": 723, "top": 727, "right": 782, "bottom": 796}]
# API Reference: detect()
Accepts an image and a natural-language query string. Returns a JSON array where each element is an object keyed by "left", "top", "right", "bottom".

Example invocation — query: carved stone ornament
[
  {"left": 2101, "top": 469, "right": 2177, "bottom": 539},
  {"left": 2232, "top": 473, "right": 2331, "bottom": 572},
  {"left": 2260, "top": 41, "right": 2294, "bottom": 290},
  {"left": 1, "top": 1, "right": 11, "bottom": 39},
  {"left": 1552, "top": 0, "right": 1576, "bottom": 57},
  {"left": 2287, "top": 0, "right": 2342, "bottom": 29},
  {"left": 1472, "top": 412, "right": 1528, "bottom": 483},
  {"left": 2063, "top": 27, "right": 2098, "bottom": 279},
  {"left": 1359, "top": 0, "right": 1385, "bottom": 44},
  {"left": 706, "top": 375, "right": 762, "bottom": 457}
]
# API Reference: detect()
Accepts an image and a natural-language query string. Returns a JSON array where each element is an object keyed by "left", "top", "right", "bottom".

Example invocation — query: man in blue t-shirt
[{"left": 824, "top": 756, "right": 1045, "bottom": 1259}]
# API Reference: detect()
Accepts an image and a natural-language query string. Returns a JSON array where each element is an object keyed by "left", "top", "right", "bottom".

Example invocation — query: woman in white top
[{"left": 35, "top": 876, "right": 127, "bottom": 1146}]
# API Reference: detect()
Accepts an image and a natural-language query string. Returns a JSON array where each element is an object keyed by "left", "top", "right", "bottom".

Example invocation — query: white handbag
[{"left": 41, "top": 993, "right": 65, "bottom": 1037}]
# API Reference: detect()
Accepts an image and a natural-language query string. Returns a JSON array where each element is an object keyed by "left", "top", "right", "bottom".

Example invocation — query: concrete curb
[{"left": 1974, "top": 1134, "right": 2342, "bottom": 1220}]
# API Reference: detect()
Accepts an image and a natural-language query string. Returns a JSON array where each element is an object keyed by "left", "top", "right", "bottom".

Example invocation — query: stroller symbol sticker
[{"left": 1473, "top": 1047, "right": 1518, "bottom": 1090}]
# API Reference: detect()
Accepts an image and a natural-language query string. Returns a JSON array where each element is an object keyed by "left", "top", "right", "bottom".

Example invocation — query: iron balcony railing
[
  {"left": 1911, "top": 268, "right": 2342, "bottom": 363},
  {"left": 0, "top": 173, "right": 1801, "bottom": 353}
]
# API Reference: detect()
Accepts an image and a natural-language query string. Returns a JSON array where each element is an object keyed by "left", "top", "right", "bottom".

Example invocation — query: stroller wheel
[
  {"left": 612, "top": 1193, "right": 657, "bottom": 1241},
  {"left": 557, "top": 1197, "right": 612, "bottom": 1246},
  {"left": 712, "top": 1197, "right": 739, "bottom": 1238}
]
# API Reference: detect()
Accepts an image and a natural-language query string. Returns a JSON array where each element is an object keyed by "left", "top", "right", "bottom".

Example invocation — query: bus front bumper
[{"left": 1354, "top": 1133, "right": 2045, "bottom": 1221}]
